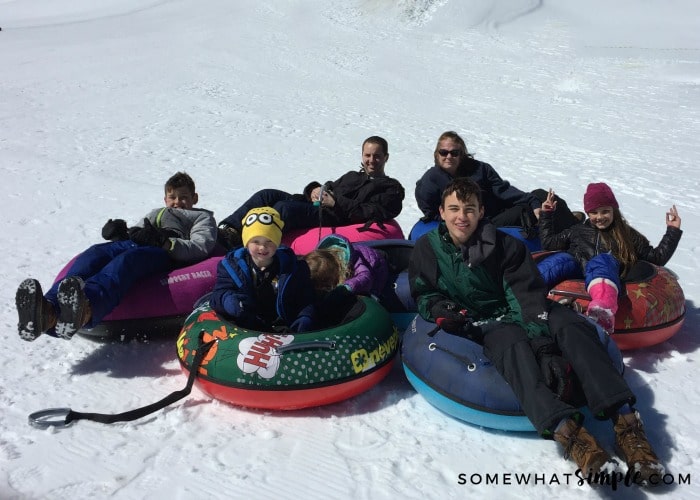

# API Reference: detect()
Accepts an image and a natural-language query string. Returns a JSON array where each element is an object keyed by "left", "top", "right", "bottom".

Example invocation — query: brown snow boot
[
  {"left": 55, "top": 277, "right": 92, "bottom": 340},
  {"left": 16, "top": 278, "right": 57, "bottom": 341},
  {"left": 554, "top": 418, "right": 617, "bottom": 475},
  {"left": 614, "top": 411, "right": 665, "bottom": 486}
]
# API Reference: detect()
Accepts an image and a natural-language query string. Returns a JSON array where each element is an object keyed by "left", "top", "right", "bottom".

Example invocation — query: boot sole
[
  {"left": 16, "top": 279, "right": 43, "bottom": 341},
  {"left": 614, "top": 445, "right": 666, "bottom": 486},
  {"left": 587, "top": 306, "right": 615, "bottom": 334},
  {"left": 56, "top": 277, "right": 87, "bottom": 340}
]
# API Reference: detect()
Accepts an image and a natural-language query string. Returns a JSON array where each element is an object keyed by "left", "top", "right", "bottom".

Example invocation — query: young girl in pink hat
[{"left": 537, "top": 182, "right": 682, "bottom": 333}]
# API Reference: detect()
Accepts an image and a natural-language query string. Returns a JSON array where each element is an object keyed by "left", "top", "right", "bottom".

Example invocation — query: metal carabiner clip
[{"left": 28, "top": 408, "right": 74, "bottom": 429}]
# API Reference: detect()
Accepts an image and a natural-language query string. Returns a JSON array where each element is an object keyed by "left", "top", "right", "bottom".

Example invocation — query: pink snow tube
[
  {"left": 281, "top": 219, "right": 404, "bottom": 254},
  {"left": 53, "top": 254, "right": 222, "bottom": 340}
]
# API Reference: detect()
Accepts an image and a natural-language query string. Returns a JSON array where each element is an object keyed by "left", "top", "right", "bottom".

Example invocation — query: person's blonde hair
[{"left": 304, "top": 249, "right": 349, "bottom": 293}]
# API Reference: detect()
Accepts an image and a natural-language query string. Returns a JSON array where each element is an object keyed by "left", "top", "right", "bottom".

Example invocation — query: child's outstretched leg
[
  {"left": 586, "top": 278, "right": 618, "bottom": 334},
  {"left": 15, "top": 279, "right": 58, "bottom": 341},
  {"left": 55, "top": 277, "right": 92, "bottom": 340},
  {"left": 584, "top": 254, "right": 621, "bottom": 334}
]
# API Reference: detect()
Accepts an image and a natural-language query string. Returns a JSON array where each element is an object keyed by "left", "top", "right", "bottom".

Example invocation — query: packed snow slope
[{"left": 2, "top": 0, "right": 700, "bottom": 498}]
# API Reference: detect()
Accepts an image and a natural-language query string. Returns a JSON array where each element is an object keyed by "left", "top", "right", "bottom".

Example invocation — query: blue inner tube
[{"left": 401, "top": 314, "right": 624, "bottom": 432}]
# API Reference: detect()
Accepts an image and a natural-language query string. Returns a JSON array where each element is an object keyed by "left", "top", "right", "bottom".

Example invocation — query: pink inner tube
[
  {"left": 53, "top": 255, "right": 221, "bottom": 321},
  {"left": 281, "top": 219, "right": 404, "bottom": 254}
]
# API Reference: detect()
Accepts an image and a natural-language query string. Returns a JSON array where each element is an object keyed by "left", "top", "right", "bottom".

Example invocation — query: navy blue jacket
[{"left": 209, "top": 246, "right": 316, "bottom": 331}]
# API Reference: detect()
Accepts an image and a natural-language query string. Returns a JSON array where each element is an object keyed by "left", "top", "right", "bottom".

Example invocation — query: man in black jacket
[{"left": 218, "top": 136, "right": 405, "bottom": 248}]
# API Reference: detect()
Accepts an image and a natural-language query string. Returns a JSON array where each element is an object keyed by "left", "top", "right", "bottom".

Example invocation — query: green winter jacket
[{"left": 409, "top": 221, "right": 550, "bottom": 339}]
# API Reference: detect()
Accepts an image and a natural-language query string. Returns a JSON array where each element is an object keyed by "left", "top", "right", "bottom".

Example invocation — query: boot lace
[
  {"left": 563, "top": 432, "right": 590, "bottom": 463},
  {"left": 617, "top": 421, "right": 655, "bottom": 461}
]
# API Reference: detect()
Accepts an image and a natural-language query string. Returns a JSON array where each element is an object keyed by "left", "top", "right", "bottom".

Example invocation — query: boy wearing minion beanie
[
  {"left": 241, "top": 206, "right": 284, "bottom": 269},
  {"left": 210, "top": 207, "right": 316, "bottom": 333}
]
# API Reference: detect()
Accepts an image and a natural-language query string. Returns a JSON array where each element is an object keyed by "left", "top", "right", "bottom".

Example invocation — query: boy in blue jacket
[
  {"left": 16, "top": 172, "right": 217, "bottom": 341},
  {"left": 209, "top": 207, "right": 316, "bottom": 332}
]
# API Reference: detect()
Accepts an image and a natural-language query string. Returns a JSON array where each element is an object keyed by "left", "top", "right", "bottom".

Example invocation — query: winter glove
[
  {"left": 128, "top": 218, "right": 176, "bottom": 248},
  {"left": 530, "top": 336, "right": 577, "bottom": 402},
  {"left": 324, "top": 285, "right": 356, "bottom": 310},
  {"left": 289, "top": 314, "right": 314, "bottom": 333},
  {"left": 303, "top": 181, "right": 322, "bottom": 202},
  {"left": 101, "top": 219, "right": 129, "bottom": 241},
  {"left": 430, "top": 299, "right": 471, "bottom": 334},
  {"left": 319, "top": 182, "right": 334, "bottom": 202},
  {"left": 519, "top": 207, "right": 538, "bottom": 240},
  {"left": 217, "top": 223, "right": 243, "bottom": 250},
  {"left": 222, "top": 294, "right": 256, "bottom": 320}
]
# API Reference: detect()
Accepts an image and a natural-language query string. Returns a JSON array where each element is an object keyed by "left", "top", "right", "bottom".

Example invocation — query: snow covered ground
[{"left": 2, "top": 0, "right": 700, "bottom": 498}]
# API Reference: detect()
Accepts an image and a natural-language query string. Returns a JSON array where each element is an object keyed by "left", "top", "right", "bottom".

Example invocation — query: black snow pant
[{"left": 482, "top": 303, "right": 635, "bottom": 436}]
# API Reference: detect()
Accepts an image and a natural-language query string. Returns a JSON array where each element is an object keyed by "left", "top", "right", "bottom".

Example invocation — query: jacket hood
[{"left": 317, "top": 234, "right": 352, "bottom": 267}]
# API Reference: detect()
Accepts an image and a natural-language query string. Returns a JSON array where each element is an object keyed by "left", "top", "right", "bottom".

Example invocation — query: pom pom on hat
[
  {"left": 241, "top": 207, "right": 284, "bottom": 247},
  {"left": 584, "top": 182, "right": 619, "bottom": 213}
]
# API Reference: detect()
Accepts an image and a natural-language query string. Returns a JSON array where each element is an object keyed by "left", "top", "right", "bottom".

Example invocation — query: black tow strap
[{"left": 28, "top": 338, "right": 217, "bottom": 429}]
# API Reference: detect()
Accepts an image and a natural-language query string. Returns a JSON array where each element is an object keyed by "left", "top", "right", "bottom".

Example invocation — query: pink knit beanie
[{"left": 584, "top": 182, "right": 619, "bottom": 213}]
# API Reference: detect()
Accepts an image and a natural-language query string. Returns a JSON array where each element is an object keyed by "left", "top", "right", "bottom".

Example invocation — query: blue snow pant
[
  {"left": 481, "top": 302, "right": 635, "bottom": 436},
  {"left": 45, "top": 240, "right": 173, "bottom": 330},
  {"left": 221, "top": 188, "right": 331, "bottom": 231},
  {"left": 537, "top": 252, "right": 621, "bottom": 292}
]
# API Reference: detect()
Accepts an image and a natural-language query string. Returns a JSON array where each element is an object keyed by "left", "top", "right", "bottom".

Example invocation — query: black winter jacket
[
  {"left": 539, "top": 210, "right": 682, "bottom": 273},
  {"left": 304, "top": 169, "right": 405, "bottom": 226}
]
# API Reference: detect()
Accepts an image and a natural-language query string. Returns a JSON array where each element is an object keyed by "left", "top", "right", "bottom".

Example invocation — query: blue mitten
[{"left": 290, "top": 315, "right": 314, "bottom": 333}]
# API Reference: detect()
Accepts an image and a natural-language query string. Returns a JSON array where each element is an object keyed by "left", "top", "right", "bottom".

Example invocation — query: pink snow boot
[{"left": 587, "top": 279, "right": 619, "bottom": 334}]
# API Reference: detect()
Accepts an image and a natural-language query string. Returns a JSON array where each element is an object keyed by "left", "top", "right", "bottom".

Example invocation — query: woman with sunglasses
[{"left": 415, "top": 131, "right": 580, "bottom": 234}]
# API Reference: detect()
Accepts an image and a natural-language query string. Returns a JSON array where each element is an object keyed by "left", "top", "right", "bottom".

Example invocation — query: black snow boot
[{"left": 16, "top": 278, "right": 57, "bottom": 341}]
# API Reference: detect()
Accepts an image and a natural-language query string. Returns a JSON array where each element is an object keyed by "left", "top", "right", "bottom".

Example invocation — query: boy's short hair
[
  {"left": 165, "top": 172, "right": 196, "bottom": 194},
  {"left": 441, "top": 178, "right": 483, "bottom": 207},
  {"left": 362, "top": 136, "right": 389, "bottom": 155}
]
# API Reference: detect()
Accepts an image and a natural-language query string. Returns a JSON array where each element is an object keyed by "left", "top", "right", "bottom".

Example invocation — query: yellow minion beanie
[{"left": 241, "top": 207, "right": 284, "bottom": 247}]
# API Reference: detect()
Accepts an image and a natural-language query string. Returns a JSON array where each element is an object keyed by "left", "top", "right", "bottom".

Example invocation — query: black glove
[
  {"left": 324, "top": 285, "right": 354, "bottom": 307},
  {"left": 320, "top": 182, "right": 334, "bottom": 200},
  {"left": 101, "top": 219, "right": 129, "bottom": 241},
  {"left": 530, "top": 336, "right": 577, "bottom": 402},
  {"left": 518, "top": 206, "right": 538, "bottom": 240},
  {"left": 217, "top": 223, "right": 243, "bottom": 250},
  {"left": 430, "top": 299, "right": 470, "bottom": 334},
  {"left": 324, "top": 285, "right": 357, "bottom": 317},
  {"left": 128, "top": 218, "right": 175, "bottom": 248},
  {"left": 303, "top": 181, "right": 322, "bottom": 202}
]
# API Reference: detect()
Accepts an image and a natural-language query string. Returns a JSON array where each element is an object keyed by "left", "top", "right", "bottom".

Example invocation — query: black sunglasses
[{"left": 438, "top": 149, "right": 461, "bottom": 158}]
